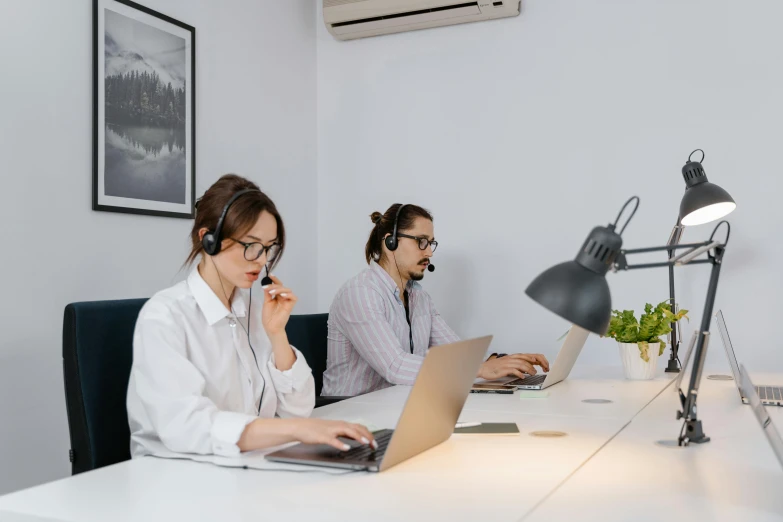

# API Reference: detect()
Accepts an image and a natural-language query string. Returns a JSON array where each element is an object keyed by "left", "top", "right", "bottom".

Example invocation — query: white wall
[
  {"left": 0, "top": 0, "right": 316, "bottom": 494},
  {"left": 316, "top": 0, "right": 783, "bottom": 372}
]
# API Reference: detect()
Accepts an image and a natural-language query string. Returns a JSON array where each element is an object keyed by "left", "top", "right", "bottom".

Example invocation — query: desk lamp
[
  {"left": 665, "top": 149, "right": 736, "bottom": 373},
  {"left": 526, "top": 196, "right": 731, "bottom": 445}
]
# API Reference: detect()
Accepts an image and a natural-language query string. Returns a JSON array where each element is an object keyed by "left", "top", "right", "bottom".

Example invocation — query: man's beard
[{"left": 408, "top": 258, "right": 428, "bottom": 281}]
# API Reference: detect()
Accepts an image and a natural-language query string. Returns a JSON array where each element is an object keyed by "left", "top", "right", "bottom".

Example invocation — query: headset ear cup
[
  {"left": 384, "top": 235, "right": 397, "bottom": 251},
  {"left": 202, "top": 232, "right": 219, "bottom": 256}
]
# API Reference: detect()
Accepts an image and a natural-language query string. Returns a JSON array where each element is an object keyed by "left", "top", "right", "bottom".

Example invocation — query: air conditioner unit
[{"left": 324, "top": 0, "right": 521, "bottom": 41}]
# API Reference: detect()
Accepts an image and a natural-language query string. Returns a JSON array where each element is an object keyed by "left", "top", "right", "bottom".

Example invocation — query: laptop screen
[
  {"left": 715, "top": 311, "right": 743, "bottom": 397},
  {"left": 739, "top": 364, "right": 783, "bottom": 469}
]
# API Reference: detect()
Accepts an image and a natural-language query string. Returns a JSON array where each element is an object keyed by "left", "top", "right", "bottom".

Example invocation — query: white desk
[
  {"left": 524, "top": 373, "right": 783, "bottom": 522},
  {"left": 2, "top": 367, "right": 779, "bottom": 521}
]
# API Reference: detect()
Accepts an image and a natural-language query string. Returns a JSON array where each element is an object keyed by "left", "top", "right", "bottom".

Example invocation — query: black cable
[
  {"left": 149, "top": 455, "right": 364, "bottom": 474},
  {"left": 678, "top": 419, "right": 688, "bottom": 446},
  {"left": 709, "top": 220, "right": 731, "bottom": 246},
  {"left": 242, "top": 288, "right": 265, "bottom": 416},
  {"left": 391, "top": 250, "right": 415, "bottom": 354},
  {"left": 612, "top": 196, "right": 640, "bottom": 236},
  {"left": 388, "top": 205, "right": 415, "bottom": 354},
  {"left": 211, "top": 256, "right": 265, "bottom": 415}
]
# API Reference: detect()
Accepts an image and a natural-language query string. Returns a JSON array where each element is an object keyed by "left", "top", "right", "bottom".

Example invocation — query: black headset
[
  {"left": 199, "top": 187, "right": 267, "bottom": 414},
  {"left": 201, "top": 189, "right": 260, "bottom": 256},
  {"left": 384, "top": 204, "right": 407, "bottom": 252},
  {"left": 384, "top": 203, "right": 436, "bottom": 273}
]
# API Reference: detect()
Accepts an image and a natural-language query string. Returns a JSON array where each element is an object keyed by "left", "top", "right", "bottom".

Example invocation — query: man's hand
[{"left": 477, "top": 353, "right": 550, "bottom": 381}]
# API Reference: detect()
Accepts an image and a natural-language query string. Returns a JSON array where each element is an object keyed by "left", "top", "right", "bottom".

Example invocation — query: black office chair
[
  {"left": 62, "top": 305, "right": 346, "bottom": 475},
  {"left": 284, "top": 313, "right": 350, "bottom": 407},
  {"left": 62, "top": 298, "right": 148, "bottom": 475}
]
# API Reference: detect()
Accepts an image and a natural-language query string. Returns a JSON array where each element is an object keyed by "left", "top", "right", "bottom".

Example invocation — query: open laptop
[
  {"left": 739, "top": 364, "right": 783, "bottom": 469},
  {"left": 715, "top": 310, "right": 783, "bottom": 406},
  {"left": 265, "top": 335, "right": 492, "bottom": 472},
  {"left": 504, "top": 325, "right": 590, "bottom": 390}
]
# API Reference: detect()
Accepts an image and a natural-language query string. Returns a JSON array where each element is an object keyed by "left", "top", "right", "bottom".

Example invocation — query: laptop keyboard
[
  {"left": 336, "top": 429, "right": 394, "bottom": 462},
  {"left": 506, "top": 374, "right": 548, "bottom": 387},
  {"left": 758, "top": 386, "right": 783, "bottom": 402}
]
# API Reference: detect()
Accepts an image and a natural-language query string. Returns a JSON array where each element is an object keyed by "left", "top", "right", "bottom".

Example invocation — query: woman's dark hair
[
  {"left": 185, "top": 174, "right": 285, "bottom": 268},
  {"left": 365, "top": 203, "right": 433, "bottom": 264}
]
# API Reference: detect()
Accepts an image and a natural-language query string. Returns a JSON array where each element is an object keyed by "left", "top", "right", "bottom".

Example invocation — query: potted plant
[{"left": 605, "top": 301, "right": 688, "bottom": 380}]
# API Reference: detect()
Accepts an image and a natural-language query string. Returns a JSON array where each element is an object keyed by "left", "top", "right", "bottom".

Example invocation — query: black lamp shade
[
  {"left": 526, "top": 225, "right": 621, "bottom": 335},
  {"left": 525, "top": 261, "right": 612, "bottom": 335},
  {"left": 679, "top": 158, "right": 736, "bottom": 226},
  {"left": 680, "top": 182, "right": 736, "bottom": 226}
]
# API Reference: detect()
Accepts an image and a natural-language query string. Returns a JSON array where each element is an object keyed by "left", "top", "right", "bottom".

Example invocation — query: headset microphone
[
  {"left": 427, "top": 264, "right": 435, "bottom": 273},
  {"left": 261, "top": 262, "right": 273, "bottom": 287}
]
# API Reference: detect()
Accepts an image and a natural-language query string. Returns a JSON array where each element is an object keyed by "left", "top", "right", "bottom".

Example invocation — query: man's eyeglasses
[
  {"left": 397, "top": 233, "right": 438, "bottom": 253},
  {"left": 231, "top": 240, "right": 281, "bottom": 262}
]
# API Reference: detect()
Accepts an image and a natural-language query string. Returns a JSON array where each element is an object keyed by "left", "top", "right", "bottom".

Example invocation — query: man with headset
[{"left": 321, "top": 203, "right": 549, "bottom": 397}]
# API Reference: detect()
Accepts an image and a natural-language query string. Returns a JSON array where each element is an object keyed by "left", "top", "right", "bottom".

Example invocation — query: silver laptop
[
  {"left": 739, "top": 364, "right": 783, "bottom": 469},
  {"left": 265, "top": 335, "right": 493, "bottom": 472},
  {"left": 716, "top": 310, "right": 783, "bottom": 406},
  {"left": 505, "top": 325, "right": 590, "bottom": 390}
]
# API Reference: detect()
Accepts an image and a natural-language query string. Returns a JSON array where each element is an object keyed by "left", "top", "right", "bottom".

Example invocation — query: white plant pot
[{"left": 618, "top": 342, "right": 661, "bottom": 380}]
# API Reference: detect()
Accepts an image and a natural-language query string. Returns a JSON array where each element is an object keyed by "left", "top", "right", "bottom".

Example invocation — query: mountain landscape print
[{"left": 94, "top": 0, "right": 194, "bottom": 218}]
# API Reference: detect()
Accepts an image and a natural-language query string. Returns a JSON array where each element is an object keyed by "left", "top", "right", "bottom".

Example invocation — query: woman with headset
[{"left": 127, "top": 174, "right": 375, "bottom": 457}]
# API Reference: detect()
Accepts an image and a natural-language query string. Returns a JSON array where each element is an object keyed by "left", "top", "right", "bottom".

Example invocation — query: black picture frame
[{"left": 93, "top": 0, "right": 196, "bottom": 219}]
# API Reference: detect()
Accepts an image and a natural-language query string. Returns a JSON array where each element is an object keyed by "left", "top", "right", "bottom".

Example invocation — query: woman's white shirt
[{"left": 126, "top": 266, "right": 315, "bottom": 458}]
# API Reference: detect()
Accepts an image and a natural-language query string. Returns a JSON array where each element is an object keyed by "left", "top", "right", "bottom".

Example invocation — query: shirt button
[{"left": 229, "top": 319, "right": 236, "bottom": 328}]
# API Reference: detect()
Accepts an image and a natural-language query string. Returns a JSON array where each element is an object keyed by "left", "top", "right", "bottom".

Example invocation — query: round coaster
[
  {"left": 529, "top": 430, "right": 568, "bottom": 438},
  {"left": 655, "top": 440, "right": 685, "bottom": 449},
  {"left": 707, "top": 374, "right": 734, "bottom": 381},
  {"left": 582, "top": 398, "right": 613, "bottom": 404}
]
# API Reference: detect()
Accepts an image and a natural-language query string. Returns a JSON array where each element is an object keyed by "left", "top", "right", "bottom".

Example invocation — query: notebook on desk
[{"left": 453, "top": 423, "right": 519, "bottom": 434}]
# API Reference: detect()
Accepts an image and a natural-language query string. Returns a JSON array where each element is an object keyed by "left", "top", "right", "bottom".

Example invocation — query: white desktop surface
[
  {"left": 524, "top": 373, "right": 783, "bottom": 522},
  {"left": 1, "top": 367, "right": 780, "bottom": 521}
]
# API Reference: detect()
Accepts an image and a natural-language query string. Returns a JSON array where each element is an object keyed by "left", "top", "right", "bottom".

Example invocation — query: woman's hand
[
  {"left": 261, "top": 275, "right": 297, "bottom": 337},
  {"left": 238, "top": 418, "right": 376, "bottom": 453},
  {"left": 290, "top": 419, "right": 377, "bottom": 451}
]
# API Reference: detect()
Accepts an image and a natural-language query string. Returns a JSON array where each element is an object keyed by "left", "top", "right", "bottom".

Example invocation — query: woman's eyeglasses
[{"left": 231, "top": 240, "right": 281, "bottom": 262}]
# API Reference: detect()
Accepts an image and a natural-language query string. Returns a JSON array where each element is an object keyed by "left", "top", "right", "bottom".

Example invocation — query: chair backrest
[
  {"left": 285, "top": 313, "right": 329, "bottom": 396},
  {"left": 62, "top": 299, "right": 148, "bottom": 474}
]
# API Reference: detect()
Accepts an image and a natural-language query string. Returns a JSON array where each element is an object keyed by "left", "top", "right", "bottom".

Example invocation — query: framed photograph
[{"left": 93, "top": 0, "right": 195, "bottom": 218}]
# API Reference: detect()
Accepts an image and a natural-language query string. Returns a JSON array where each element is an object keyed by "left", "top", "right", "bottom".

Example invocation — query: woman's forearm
[
  {"left": 268, "top": 331, "right": 296, "bottom": 371},
  {"left": 237, "top": 417, "right": 297, "bottom": 452}
]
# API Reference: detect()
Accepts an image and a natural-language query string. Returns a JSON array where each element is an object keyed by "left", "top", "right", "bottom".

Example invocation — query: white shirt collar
[{"left": 187, "top": 266, "right": 247, "bottom": 326}]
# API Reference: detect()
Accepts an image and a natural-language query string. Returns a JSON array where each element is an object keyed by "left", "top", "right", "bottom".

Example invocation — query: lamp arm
[
  {"left": 667, "top": 222, "right": 686, "bottom": 372},
  {"left": 676, "top": 245, "right": 725, "bottom": 445},
  {"left": 610, "top": 219, "right": 731, "bottom": 446}
]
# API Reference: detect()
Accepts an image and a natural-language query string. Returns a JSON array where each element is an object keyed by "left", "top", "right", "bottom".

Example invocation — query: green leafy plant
[{"left": 605, "top": 301, "right": 688, "bottom": 362}]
